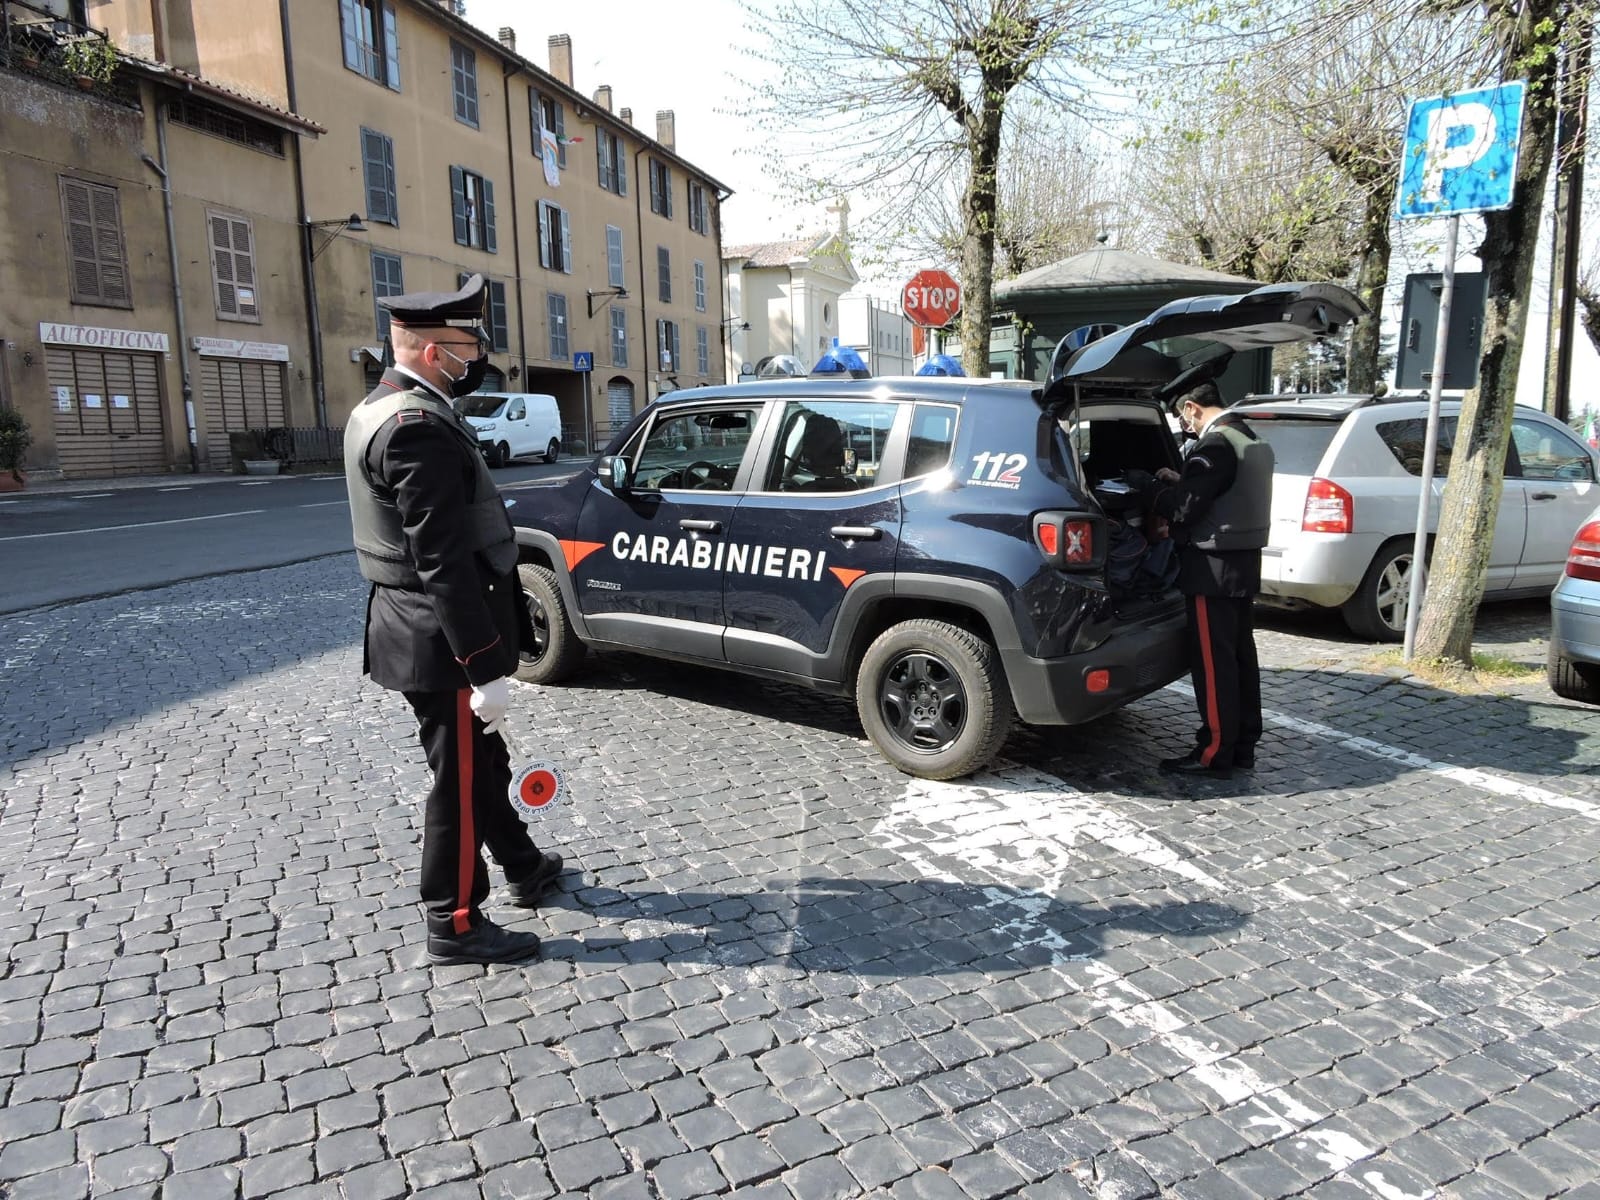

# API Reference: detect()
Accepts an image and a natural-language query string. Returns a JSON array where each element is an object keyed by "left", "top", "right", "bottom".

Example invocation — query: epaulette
[{"left": 394, "top": 409, "right": 430, "bottom": 424}]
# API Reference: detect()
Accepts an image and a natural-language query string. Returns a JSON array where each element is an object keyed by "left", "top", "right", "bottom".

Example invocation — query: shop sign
[
  {"left": 38, "top": 322, "right": 170, "bottom": 352},
  {"left": 191, "top": 337, "right": 291, "bottom": 361}
]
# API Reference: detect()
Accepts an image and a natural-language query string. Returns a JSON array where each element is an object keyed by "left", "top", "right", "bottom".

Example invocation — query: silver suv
[{"left": 1230, "top": 394, "right": 1599, "bottom": 640}]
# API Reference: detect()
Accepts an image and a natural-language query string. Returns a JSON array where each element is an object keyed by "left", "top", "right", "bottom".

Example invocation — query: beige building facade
[{"left": 2, "top": 0, "right": 728, "bottom": 479}]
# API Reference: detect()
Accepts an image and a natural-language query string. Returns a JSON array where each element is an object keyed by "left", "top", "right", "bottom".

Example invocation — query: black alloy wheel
[{"left": 879, "top": 650, "right": 968, "bottom": 753}]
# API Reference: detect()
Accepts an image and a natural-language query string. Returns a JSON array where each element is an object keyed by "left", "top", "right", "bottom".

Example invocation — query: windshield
[{"left": 458, "top": 395, "right": 507, "bottom": 418}]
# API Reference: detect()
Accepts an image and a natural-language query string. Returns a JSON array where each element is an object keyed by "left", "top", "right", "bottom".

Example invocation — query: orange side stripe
[
  {"left": 1195, "top": 597, "right": 1224, "bottom": 766},
  {"left": 828, "top": 567, "right": 866, "bottom": 588},
  {"left": 560, "top": 539, "right": 607, "bottom": 572}
]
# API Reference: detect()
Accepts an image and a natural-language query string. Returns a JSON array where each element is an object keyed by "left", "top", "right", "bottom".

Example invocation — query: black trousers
[
  {"left": 405, "top": 689, "right": 542, "bottom": 938},
  {"left": 1183, "top": 594, "right": 1263, "bottom": 768}
]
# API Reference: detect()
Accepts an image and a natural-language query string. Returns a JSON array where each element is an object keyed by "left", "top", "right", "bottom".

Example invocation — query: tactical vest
[
  {"left": 344, "top": 382, "right": 519, "bottom": 588},
  {"left": 1185, "top": 420, "right": 1274, "bottom": 551}
]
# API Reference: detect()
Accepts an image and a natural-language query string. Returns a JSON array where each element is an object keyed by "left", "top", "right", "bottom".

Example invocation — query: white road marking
[
  {"left": 239, "top": 480, "right": 274, "bottom": 487},
  {"left": 0, "top": 509, "right": 267, "bottom": 541},
  {"left": 76, "top": 493, "right": 114, "bottom": 499},
  {"left": 158, "top": 486, "right": 191, "bottom": 492},
  {"left": 298, "top": 500, "right": 347, "bottom": 508}
]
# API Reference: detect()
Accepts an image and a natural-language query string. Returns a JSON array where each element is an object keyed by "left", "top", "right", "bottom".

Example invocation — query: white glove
[{"left": 468, "top": 676, "right": 511, "bottom": 734}]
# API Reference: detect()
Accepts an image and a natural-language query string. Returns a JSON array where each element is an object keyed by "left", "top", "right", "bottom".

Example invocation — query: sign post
[
  {"left": 574, "top": 352, "right": 594, "bottom": 455},
  {"left": 1394, "top": 81, "right": 1525, "bottom": 661}
]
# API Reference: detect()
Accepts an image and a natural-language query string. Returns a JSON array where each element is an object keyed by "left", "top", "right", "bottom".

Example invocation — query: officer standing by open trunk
[{"left": 343, "top": 274, "right": 562, "bottom": 965}]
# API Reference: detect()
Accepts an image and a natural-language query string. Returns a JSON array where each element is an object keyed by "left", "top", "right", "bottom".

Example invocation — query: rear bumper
[
  {"left": 1003, "top": 607, "right": 1188, "bottom": 725},
  {"left": 1258, "top": 532, "right": 1384, "bottom": 609},
  {"left": 1551, "top": 576, "right": 1600, "bottom": 666}
]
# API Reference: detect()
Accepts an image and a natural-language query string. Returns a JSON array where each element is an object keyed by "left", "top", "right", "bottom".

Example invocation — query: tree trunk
[
  {"left": 1412, "top": 1, "right": 1564, "bottom": 665},
  {"left": 1345, "top": 190, "right": 1391, "bottom": 394},
  {"left": 959, "top": 108, "right": 1003, "bottom": 379}
]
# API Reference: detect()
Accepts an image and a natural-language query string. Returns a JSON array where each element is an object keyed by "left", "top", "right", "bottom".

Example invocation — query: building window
[
  {"left": 648, "top": 158, "right": 673, "bottom": 218},
  {"left": 696, "top": 326, "right": 709, "bottom": 376},
  {"left": 687, "top": 181, "right": 709, "bottom": 235},
  {"left": 208, "top": 212, "right": 259, "bottom": 322},
  {"left": 656, "top": 318, "right": 680, "bottom": 371},
  {"left": 59, "top": 176, "right": 130, "bottom": 308},
  {"left": 371, "top": 251, "right": 403, "bottom": 338},
  {"left": 606, "top": 225, "right": 624, "bottom": 288},
  {"left": 538, "top": 201, "right": 571, "bottom": 273},
  {"left": 168, "top": 98, "right": 283, "bottom": 156},
  {"left": 361, "top": 128, "right": 397, "bottom": 225},
  {"left": 610, "top": 306, "right": 628, "bottom": 367},
  {"left": 693, "top": 260, "right": 706, "bottom": 312},
  {"left": 462, "top": 273, "right": 510, "bottom": 352},
  {"left": 339, "top": 0, "right": 400, "bottom": 90},
  {"left": 534, "top": 92, "right": 566, "bottom": 167},
  {"left": 450, "top": 41, "right": 478, "bottom": 127},
  {"left": 597, "top": 128, "right": 627, "bottom": 195},
  {"left": 548, "top": 292, "right": 569, "bottom": 361},
  {"left": 450, "top": 166, "right": 496, "bottom": 251},
  {"left": 657, "top": 246, "right": 671, "bottom": 304}
]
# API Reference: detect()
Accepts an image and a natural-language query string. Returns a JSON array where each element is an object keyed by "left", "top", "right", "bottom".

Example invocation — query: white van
[{"left": 457, "top": 392, "right": 562, "bottom": 466}]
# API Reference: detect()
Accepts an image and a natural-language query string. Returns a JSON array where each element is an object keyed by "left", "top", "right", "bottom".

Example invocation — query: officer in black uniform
[
  {"left": 1134, "top": 380, "right": 1274, "bottom": 778},
  {"left": 344, "top": 274, "right": 562, "bottom": 965}
]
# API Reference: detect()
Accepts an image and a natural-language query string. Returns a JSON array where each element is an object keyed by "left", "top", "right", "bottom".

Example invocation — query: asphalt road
[{"left": 0, "top": 461, "right": 581, "bottom": 614}]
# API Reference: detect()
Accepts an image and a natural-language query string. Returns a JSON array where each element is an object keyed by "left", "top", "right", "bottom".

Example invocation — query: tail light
[
  {"left": 1568, "top": 520, "right": 1600, "bottom": 581},
  {"left": 1302, "top": 477, "right": 1353, "bottom": 534},
  {"left": 1033, "top": 511, "right": 1103, "bottom": 569}
]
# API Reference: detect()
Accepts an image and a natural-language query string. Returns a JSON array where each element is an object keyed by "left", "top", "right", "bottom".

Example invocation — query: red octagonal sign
[{"left": 901, "top": 269, "right": 962, "bottom": 328}]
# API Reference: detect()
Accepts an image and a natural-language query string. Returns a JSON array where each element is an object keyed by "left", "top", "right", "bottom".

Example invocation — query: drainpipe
[
  {"left": 634, "top": 143, "right": 650, "bottom": 402},
  {"left": 279, "top": 0, "right": 327, "bottom": 428},
  {"left": 501, "top": 60, "right": 529, "bottom": 389},
  {"left": 141, "top": 114, "right": 197, "bottom": 473}
]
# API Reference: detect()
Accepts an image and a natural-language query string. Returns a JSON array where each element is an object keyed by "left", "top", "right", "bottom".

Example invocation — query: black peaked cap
[{"left": 379, "top": 273, "right": 488, "bottom": 332}]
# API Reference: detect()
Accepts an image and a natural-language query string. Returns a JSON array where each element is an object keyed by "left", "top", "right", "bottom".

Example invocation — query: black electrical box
[{"left": 1394, "top": 271, "right": 1487, "bottom": 390}]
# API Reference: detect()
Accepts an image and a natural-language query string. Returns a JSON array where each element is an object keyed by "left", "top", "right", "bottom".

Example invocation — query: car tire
[
  {"left": 1548, "top": 647, "right": 1600, "bottom": 704},
  {"left": 1342, "top": 541, "right": 1415, "bottom": 642},
  {"left": 494, "top": 441, "right": 512, "bottom": 468},
  {"left": 855, "top": 618, "right": 1012, "bottom": 780},
  {"left": 545, "top": 438, "right": 560, "bottom": 465},
  {"left": 514, "top": 563, "right": 586, "bottom": 685}
]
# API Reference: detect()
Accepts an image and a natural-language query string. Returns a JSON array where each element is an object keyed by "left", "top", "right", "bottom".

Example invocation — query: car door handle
[
  {"left": 830, "top": 525, "right": 881, "bottom": 540},
  {"left": 679, "top": 518, "right": 722, "bottom": 533},
  {"left": 1530, "top": 491, "right": 1558, "bottom": 501}
]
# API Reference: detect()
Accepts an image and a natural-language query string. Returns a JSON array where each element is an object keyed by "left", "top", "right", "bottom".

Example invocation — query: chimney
[
  {"left": 620, "top": 107, "right": 632, "bottom": 126},
  {"left": 497, "top": 27, "right": 516, "bottom": 53},
  {"left": 656, "top": 109, "right": 675, "bottom": 151},
  {"left": 548, "top": 34, "right": 572, "bottom": 86},
  {"left": 594, "top": 84, "right": 613, "bottom": 113}
]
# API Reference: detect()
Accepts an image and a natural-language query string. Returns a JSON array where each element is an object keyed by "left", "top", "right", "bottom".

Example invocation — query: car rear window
[{"left": 1238, "top": 418, "right": 1338, "bottom": 474}]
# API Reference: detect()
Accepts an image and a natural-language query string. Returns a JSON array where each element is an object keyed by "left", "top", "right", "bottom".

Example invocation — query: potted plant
[
  {"left": 0, "top": 406, "right": 32, "bottom": 492},
  {"left": 63, "top": 37, "right": 116, "bottom": 88}
]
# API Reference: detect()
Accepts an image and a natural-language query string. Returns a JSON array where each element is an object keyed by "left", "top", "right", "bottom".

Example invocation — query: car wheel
[
  {"left": 1342, "top": 541, "right": 1415, "bottom": 642},
  {"left": 494, "top": 441, "right": 512, "bottom": 468},
  {"left": 855, "top": 618, "right": 1012, "bottom": 780},
  {"left": 545, "top": 438, "right": 560, "bottom": 465},
  {"left": 1548, "top": 647, "right": 1600, "bottom": 704},
  {"left": 514, "top": 563, "right": 586, "bottom": 684}
]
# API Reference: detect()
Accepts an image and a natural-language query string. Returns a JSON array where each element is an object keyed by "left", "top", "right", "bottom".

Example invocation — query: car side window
[
  {"left": 1375, "top": 416, "right": 1460, "bottom": 477},
  {"left": 632, "top": 407, "right": 759, "bottom": 491},
  {"left": 1512, "top": 417, "right": 1594, "bottom": 482},
  {"left": 507, "top": 400, "right": 525, "bottom": 420},
  {"left": 761, "top": 400, "right": 898, "bottom": 493},
  {"left": 905, "top": 404, "right": 959, "bottom": 478}
]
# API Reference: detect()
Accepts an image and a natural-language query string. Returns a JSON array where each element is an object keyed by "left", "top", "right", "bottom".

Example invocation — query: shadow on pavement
[{"left": 539, "top": 876, "right": 1248, "bottom": 975}]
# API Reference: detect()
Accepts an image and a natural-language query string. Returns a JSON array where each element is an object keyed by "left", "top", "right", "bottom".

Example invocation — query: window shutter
[
  {"left": 482, "top": 177, "right": 497, "bottom": 253},
  {"left": 489, "top": 281, "right": 508, "bottom": 351},
  {"left": 607, "top": 225, "right": 623, "bottom": 287},
  {"left": 664, "top": 168, "right": 673, "bottom": 219},
  {"left": 672, "top": 323, "right": 681, "bottom": 372},
  {"left": 450, "top": 165, "right": 468, "bottom": 246},
  {"left": 553, "top": 102, "right": 565, "bottom": 167},
  {"left": 381, "top": 135, "right": 397, "bottom": 223},
  {"left": 89, "top": 185, "right": 128, "bottom": 305},
  {"left": 339, "top": 0, "right": 361, "bottom": 71},
  {"left": 211, "top": 214, "right": 236, "bottom": 315},
  {"left": 617, "top": 145, "right": 627, "bottom": 196},
  {"left": 657, "top": 318, "right": 667, "bottom": 369},
  {"left": 537, "top": 203, "right": 551, "bottom": 269},
  {"left": 382, "top": 1, "right": 400, "bottom": 90},
  {"left": 232, "top": 218, "right": 257, "bottom": 318},
  {"left": 559, "top": 208, "right": 570, "bottom": 273},
  {"left": 62, "top": 179, "right": 99, "bottom": 302},
  {"left": 649, "top": 161, "right": 660, "bottom": 214},
  {"left": 658, "top": 246, "right": 670, "bottom": 303},
  {"left": 597, "top": 135, "right": 610, "bottom": 191}
]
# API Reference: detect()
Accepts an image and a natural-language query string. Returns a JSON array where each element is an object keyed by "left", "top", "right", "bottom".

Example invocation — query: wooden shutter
[
  {"left": 450, "top": 165, "right": 468, "bottom": 246},
  {"left": 607, "top": 226, "right": 623, "bottom": 287},
  {"left": 617, "top": 144, "right": 626, "bottom": 196},
  {"left": 671, "top": 323, "right": 681, "bottom": 372},
  {"left": 664, "top": 167, "right": 673, "bottom": 219},
  {"left": 60, "top": 177, "right": 129, "bottom": 306},
  {"left": 231, "top": 218, "right": 257, "bottom": 318},
  {"left": 597, "top": 133, "right": 611, "bottom": 191},
  {"left": 489, "top": 281, "right": 508, "bottom": 352},
  {"left": 649, "top": 160, "right": 661, "bottom": 214},
  {"left": 339, "top": 0, "right": 361, "bottom": 71},
  {"left": 537, "top": 203, "right": 551, "bottom": 269},
  {"left": 553, "top": 101, "right": 565, "bottom": 167},
  {"left": 482, "top": 177, "right": 497, "bottom": 253},
  {"left": 381, "top": 0, "right": 400, "bottom": 90},
  {"left": 362, "top": 129, "right": 396, "bottom": 224},
  {"left": 211, "top": 213, "right": 237, "bottom": 316},
  {"left": 558, "top": 208, "right": 570, "bottom": 273},
  {"left": 62, "top": 178, "right": 101, "bottom": 302},
  {"left": 658, "top": 246, "right": 671, "bottom": 303}
]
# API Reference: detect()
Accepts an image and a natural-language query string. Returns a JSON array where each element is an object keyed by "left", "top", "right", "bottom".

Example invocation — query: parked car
[
  {"left": 506, "top": 282, "right": 1363, "bottom": 779},
  {"left": 1550, "top": 505, "right": 1600, "bottom": 703},
  {"left": 457, "top": 392, "right": 562, "bottom": 467},
  {"left": 1231, "top": 393, "right": 1600, "bottom": 640}
]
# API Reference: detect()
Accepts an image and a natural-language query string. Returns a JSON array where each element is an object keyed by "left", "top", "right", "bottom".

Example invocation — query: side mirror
[{"left": 597, "top": 455, "right": 631, "bottom": 491}]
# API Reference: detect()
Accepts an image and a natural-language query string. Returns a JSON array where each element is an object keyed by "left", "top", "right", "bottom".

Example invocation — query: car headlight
[{"left": 476, "top": 421, "right": 497, "bottom": 431}]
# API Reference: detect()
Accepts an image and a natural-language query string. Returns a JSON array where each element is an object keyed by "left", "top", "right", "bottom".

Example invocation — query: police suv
[{"left": 510, "top": 283, "right": 1363, "bottom": 779}]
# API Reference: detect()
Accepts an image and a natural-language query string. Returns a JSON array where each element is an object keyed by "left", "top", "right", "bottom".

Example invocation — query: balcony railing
[{"left": 2, "top": 0, "right": 139, "bottom": 107}]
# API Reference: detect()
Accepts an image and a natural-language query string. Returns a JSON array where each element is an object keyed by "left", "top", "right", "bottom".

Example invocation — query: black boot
[
  {"left": 1159, "top": 754, "right": 1234, "bottom": 779},
  {"left": 428, "top": 919, "right": 542, "bottom": 966},
  {"left": 506, "top": 853, "right": 565, "bottom": 908}
]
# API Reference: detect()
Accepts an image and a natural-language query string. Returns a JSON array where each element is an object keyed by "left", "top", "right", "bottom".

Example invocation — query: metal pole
[
  {"left": 1403, "top": 213, "right": 1458, "bottom": 661},
  {"left": 145, "top": 111, "right": 197, "bottom": 473}
]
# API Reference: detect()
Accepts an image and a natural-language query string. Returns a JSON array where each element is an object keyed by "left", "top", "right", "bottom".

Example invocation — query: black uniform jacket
[
  {"left": 1149, "top": 413, "right": 1263, "bottom": 599},
  {"left": 360, "top": 370, "right": 530, "bottom": 693}
]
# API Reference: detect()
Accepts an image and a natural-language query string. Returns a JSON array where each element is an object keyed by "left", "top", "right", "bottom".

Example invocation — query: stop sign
[{"left": 901, "top": 269, "right": 962, "bottom": 328}]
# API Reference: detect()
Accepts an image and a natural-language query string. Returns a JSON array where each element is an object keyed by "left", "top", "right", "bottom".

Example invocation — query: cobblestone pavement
[{"left": 2, "top": 559, "right": 1597, "bottom": 1200}]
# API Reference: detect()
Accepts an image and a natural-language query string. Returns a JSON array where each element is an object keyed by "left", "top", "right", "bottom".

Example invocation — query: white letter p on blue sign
[{"left": 1397, "top": 82, "right": 1525, "bottom": 219}]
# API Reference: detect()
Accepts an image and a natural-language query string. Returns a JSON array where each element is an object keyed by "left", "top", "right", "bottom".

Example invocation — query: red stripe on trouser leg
[
  {"left": 452, "top": 689, "right": 476, "bottom": 935},
  {"left": 1195, "top": 596, "right": 1224, "bottom": 766}
]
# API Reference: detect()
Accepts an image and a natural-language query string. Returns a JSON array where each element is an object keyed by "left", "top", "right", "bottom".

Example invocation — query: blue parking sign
[
  {"left": 1396, "top": 82, "right": 1525, "bottom": 218},
  {"left": 573, "top": 351, "right": 593, "bottom": 373}
]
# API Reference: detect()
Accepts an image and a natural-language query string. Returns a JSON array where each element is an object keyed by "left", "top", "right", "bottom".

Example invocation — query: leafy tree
[{"left": 742, "top": 0, "right": 1116, "bottom": 376}]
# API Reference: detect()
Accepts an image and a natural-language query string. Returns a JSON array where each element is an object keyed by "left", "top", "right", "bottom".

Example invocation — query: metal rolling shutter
[
  {"left": 606, "top": 378, "right": 634, "bottom": 439},
  {"left": 201, "top": 358, "right": 287, "bottom": 471},
  {"left": 47, "top": 347, "right": 167, "bottom": 478}
]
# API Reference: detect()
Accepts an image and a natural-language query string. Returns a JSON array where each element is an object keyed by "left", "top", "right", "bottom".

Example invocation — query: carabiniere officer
[{"left": 343, "top": 273, "right": 562, "bottom": 966}]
